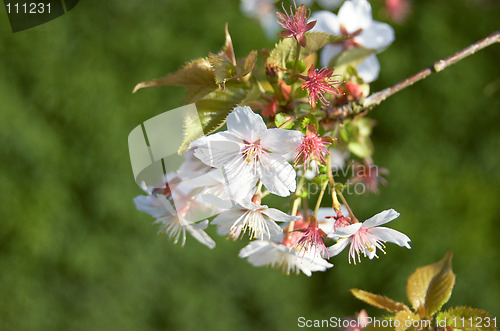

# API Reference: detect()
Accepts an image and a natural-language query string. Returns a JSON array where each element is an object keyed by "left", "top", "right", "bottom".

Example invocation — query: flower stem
[
  {"left": 261, "top": 190, "right": 271, "bottom": 198},
  {"left": 255, "top": 180, "right": 263, "bottom": 195},
  {"left": 326, "top": 147, "right": 341, "bottom": 211},
  {"left": 313, "top": 180, "right": 329, "bottom": 218},
  {"left": 293, "top": 39, "right": 301, "bottom": 78},
  {"left": 338, "top": 191, "right": 358, "bottom": 223},
  {"left": 285, "top": 176, "right": 306, "bottom": 237}
]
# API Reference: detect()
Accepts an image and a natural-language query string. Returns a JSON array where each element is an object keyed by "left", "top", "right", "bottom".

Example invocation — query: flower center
[
  {"left": 242, "top": 140, "right": 268, "bottom": 172},
  {"left": 349, "top": 228, "right": 386, "bottom": 264}
]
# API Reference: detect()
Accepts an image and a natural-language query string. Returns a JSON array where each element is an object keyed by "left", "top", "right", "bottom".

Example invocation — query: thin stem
[
  {"left": 293, "top": 39, "right": 301, "bottom": 77},
  {"left": 284, "top": 176, "right": 306, "bottom": 237},
  {"left": 255, "top": 180, "right": 263, "bottom": 195},
  {"left": 326, "top": 31, "right": 500, "bottom": 120},
  {"left": 338, "top": 191, "right": 357, "bottom": 222},
  {"left": 326, "top": 146, "right": 341, "bottom": 211},
  {"left": 261, "top": 190, "right": 271, "bottom": 198},
  {"left": 313, "top": 180, "right": 329, "bottom": 218}
]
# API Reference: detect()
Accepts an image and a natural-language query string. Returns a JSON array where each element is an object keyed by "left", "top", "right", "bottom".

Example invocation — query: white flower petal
[
  {"left": 260, "top": 128, "right": 303, "bottom": 155},
  {"left": 222, "top": 161, "right": 258, "bottom": 200},
  {"left": 185, "top": 223, "right": 216, "bottom": 249},
  {"left": 296, "top": 254, "right": 333, "bottom": 276},
  {"left": 311, "top": 10, "right": 341, "bottom": 35},
  {"left": 259, "top": 154, "right": 297, "bottom": 197},
  {"left": 242, "top": 242, "right": 281, "bottom": 266},
  {"left": 134, "top": 195, "right": 163, "bottom": 218},
  {"left": 262, "top": 208, "right": 300, "bottom": 223},
  {"left": 200, "top": 194, "right": 236, "bottom": 210},
  {"left": 338, "top": 0, "right": 373, "bottom": 32},
  {"left": 356, "top": 54, "right": 380, "bottom": 83},
  {"left": 327, "top": 237, "right": 351, "bottom": 257},
  {"left": 356, "top": 21, "right": 395, "bottom": 50},
  {"left": 192, "top": 132, "right": 242, "bottom": 168},
  {"left": 369, "top": 227, "right": 411, "bottom": 249},
  {"left": 362, "top": 208, "right": 400, "bottom": 228},
  {"left": 227, "top": 106, "right": 268, "bottom": 142},
  {"left": 320, "top": 44, "right": 344, "bottom": 67},
  {"left": 238, "top": 240, "right": 271, "bottom": 258},
  {"left": 329, "top": 222, "right": 362, "bottom": 238},
  {"left": 211, "top": 209, "right": 246, "bottom": 230}
]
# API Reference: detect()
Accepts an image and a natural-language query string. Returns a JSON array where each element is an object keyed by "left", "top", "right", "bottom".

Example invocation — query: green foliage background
[{"left": 0, "top": 1, "right": 498, "bottom": 330}]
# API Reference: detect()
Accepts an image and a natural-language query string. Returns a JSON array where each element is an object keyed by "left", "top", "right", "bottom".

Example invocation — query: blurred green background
[{"left": 0, "top": 0, "right": 499, "bottom": 330}]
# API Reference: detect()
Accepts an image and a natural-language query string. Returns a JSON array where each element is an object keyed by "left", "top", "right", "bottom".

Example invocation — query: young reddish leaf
[
  {"left": 406, "top": 251, "right": 455, "bottom": 318},
  {"left": 351, "top": 289, "right": 409, "bottom": 314},
  {"left": 219, "top": 23, "right": 236, "bottom": 66},
  {"left": 394, "top": 310, "right": 422, "bottom": 331},
  {"left": 436, "top": 306, "right": 496, "bottom": 331},
  {"left": 132, "top": 58, "right": 217, "bottom": 103}
]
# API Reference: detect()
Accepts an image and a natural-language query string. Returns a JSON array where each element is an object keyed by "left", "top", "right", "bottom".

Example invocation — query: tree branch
[{"left": 326, "top": 30, "right": 500, "bottom": 121}]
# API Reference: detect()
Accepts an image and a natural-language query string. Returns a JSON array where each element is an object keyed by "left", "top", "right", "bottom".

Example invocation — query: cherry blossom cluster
[{"left": 132, "top": 0, "right": 411, "bottom": 276}]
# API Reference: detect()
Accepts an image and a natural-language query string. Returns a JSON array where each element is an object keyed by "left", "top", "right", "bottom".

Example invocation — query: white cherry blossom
[
  {"left": 327, "top": 209, "right": 411, "bottom": 264},
  {"left": 134, "top": 181, "right": 215, "bottom": 249},
  {"left": 239, "top": 239, "right": 333, "bottom": 276},
  {"left": 192, "top": 106, "right": 303, "bottom": 198},
  {"left": 312, "top": 0, "right": 395, "bottom": 82},
  {"left": 209, "top": 195, "right": 299, "bottom": 240}
]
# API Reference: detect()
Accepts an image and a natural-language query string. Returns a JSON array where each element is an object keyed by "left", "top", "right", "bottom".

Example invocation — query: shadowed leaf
[
  {"left": 351, "top": 289, "right": 409, "bottom": 313},
  {"left": 208, "top": 50, "right": 257, "bottom": 92},
  {"left": 436, "top": 306, "right": 497, "bottom": 331},
  {"left": 219, "top": 23, "right": 236, "bottom": 66},
  {"left": 178, "top": 83, "right": 250, "bottom": 154},
  {"left": 236, "top": 50, "right": 258, "bottom": 79},
  {"left": 330, "top": 47, "right": 376, "bottom": 79},
  {"left": 208, "top": 52, "right": 236, "bottom": 91},
  {"left": 132, "top": 58, "right": 217, "bottom": 103},
  {"left": 406, "top": 251, "right": 455, "bottom": 318},
  {"left": 267, "top": 32, "right": 346, "bottom": 68}
]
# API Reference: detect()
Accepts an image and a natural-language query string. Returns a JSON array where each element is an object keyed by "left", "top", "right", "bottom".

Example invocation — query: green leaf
[
  {"left": 394, "top": 310, "right": 422, "bottom": 331},
  {"left": 208, "top": 50, "right": 257, "bottom": 92},
  {"left": 348, "top": 140, "right": 373, "bottom": 159},
  {"left": 267, "top": 32, "right": 346, "bottom": 68},
  {"left": 235, "top": 50, "right": 258, "bottom": 80},
  {"left": 406, "top": 251, "right": 455, "bottom": 318},
  {"left": 436, "top": 306, "right": 497, "bottom": 331},
  {"left": 132, "top": 58, "right": 217, "bottom": 103},
  {"left": 208, "top": 52, "right": 236, "bottom": 91},
  {"left": 350, "top": 289, "right": 409, "bottom": 314},
  {"left": 178, "top": 83, "right": 250, "bottom": 154},
  {"left": 275, "top": 113, "right": 294, "bottom": 129},
  {"left": 219, "top": 23, "right": 236, "bottom": 66},
  {"left": 329, "top": 47, "right": 377, "bottom": 79}
]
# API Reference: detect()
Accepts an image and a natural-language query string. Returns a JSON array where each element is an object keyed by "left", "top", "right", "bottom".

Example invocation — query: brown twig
[{"left": 326, "top": 30, "right": 500, "bottom": 120}]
